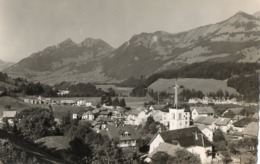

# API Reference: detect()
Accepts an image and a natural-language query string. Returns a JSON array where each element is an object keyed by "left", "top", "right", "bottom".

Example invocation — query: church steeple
[{"left": 170, "top": 79, "right": 179, "bottom": 109}]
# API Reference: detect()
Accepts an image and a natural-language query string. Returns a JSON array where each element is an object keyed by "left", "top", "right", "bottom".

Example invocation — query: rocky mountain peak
[{"left": 58, "top": 38, "right": 76, "bottom": 48}]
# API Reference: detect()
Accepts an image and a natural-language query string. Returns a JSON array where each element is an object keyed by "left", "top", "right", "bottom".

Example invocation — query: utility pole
[{"left": 157, "top": 92, "right": 159, "bottom": 105}]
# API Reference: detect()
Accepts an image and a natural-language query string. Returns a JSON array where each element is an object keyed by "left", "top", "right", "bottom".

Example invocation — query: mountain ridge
[{"left": 4, "top": 11, "right": 260, "bottom": 84}]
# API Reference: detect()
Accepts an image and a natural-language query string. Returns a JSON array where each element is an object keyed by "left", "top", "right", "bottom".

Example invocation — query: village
[{"left": 0, "top": 81, "right": 258, "bottom": 164}]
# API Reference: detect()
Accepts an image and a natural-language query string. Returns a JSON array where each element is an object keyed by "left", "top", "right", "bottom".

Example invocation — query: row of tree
[{"left": 127, "top": 62, "right": 259, "bottom": 102}]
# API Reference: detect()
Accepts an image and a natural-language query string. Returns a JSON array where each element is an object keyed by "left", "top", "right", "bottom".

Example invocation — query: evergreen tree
[{"left": 119, "top": 98, "right": 126, "bottom": 107}]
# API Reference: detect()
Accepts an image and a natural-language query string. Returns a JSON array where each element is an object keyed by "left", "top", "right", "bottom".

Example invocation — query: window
[
  {"left": 173, "top": 113, "right": 175, "bottom": 119},
  {"left": 179, "top": 113, "right": 182, "bottom": 119}
]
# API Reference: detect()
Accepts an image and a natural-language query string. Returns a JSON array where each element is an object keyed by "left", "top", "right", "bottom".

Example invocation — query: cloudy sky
[{"left": 0, "top": 0, "right": 260, "bottom": 62}]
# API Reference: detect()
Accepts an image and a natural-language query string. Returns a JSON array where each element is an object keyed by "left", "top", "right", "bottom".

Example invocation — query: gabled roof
[
  {"left": 227, "top": 107, "right": 244, "bottom": 115},
  {"left": 243, "top": 122, "right": 258, "bottom": 137},
  {"left": 129, "top": 109, "right": 142, "bottom": 116},
  {"left": 197, "top": 124, "right": 213, "bottom": 132},
  {"left": 101, "top": 124, "right": 139, "bottom": 141},
  {"left": 150, "top": 105, "right": 165, "bottom": 111},
  {"left": 193, "top": 116, "right": 216, "bottom": 125},
  {"left": 215, "top": 117, "right": 231, "bottom": 126},
  {"left": 192, "top": 106, "right": 215, "bottom": 114},
  {"left": 159, "top": 127, "right": 212, "bottom": 148},
  {"left": 149, "top": 142, "right": 182, "bottom": 158},
  {"left": 233, "top": 118, "right": 257, "bottom": 127},
  {"left": 2, "top": 111, "right": 17, "bottom": 118},
  {"left": 82, "top": 111, "right": 94, "bottom": 116},
  {"left": 252, "top": 112, "right": 259, "bottom": 119},
  {"left": 99, "top": 111, "right": 111, "bottom": 115},
  {"left": 232, "top": 115, "right": 246, "bottom": 121}
]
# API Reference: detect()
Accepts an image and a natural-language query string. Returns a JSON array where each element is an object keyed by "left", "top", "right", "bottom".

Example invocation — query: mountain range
[{"left": 4, "top": 11, "right": 260, "bottom": 85}]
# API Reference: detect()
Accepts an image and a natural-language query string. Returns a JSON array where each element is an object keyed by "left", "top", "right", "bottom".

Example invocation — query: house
[
  {"left": 243, "top": 122, "right": 258, "bottom": 138},
  {"left": 137, "top": 109, "right": 152, "bottom": 124},
  {"left": 75, "top": 99, "right": 86, "bottom": 106},
  {"left": 125, "top": 109, "right": 142, "bottom": 125},
  {"left": 72, "top": 114, "right": 78, "bottom": 120},
  {"left": 57, "top": 90, "right": 69, "bottom": 96},
  {"left": 98, "top": 111, "right": 112, "bottom": 118},
  {"left": 191, "top": 106, "right": 215, "bottom": 120},
  {"left": 149, "top": 126, "right": 213, "bottom": 164},
  {"left": 145, "top": 142, "right": 186, "bottom": 163},
  {"left": 82, "top": 111, "right": 95, "bottom": 121},
  {"left": 100, "top": 124, "right": 139, "bottom": 148},
  {"left": 222, "top": 107, "right": 244, "bottom": 117},
  {"left": 60, "top": 99, "right": 76, "bottom": 105},
  {"left": 152, "top": 110, "right": 164, "bottom": 123},
  {"left": 232, "top": 117, "right": 257, "bottom": 133},
  {"left": 197, "top": 124, "right": 213, "bottom": 142},
  {"left": 2, "top": 111, "right": 17, "bottom": 125},
  {"left": 232, "top": 115, "right": 246, "bottom": 122},
  {"left": 214, "top": 117, "right": 232, "bottom": 133},
  {"left": 193, "top": 116, "right": 217, "bottom": 130}
]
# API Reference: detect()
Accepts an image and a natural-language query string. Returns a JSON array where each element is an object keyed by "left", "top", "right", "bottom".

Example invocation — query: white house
[
  {"left": 82, "top": 111, "right": 95, "bottom": 121},
  {"left": 72, "top": 114, "right": 78, "bottom": 120},
  {"left": 125, "top": 109, "right": 142, "bottom": 125},
  {"left": 214, "top": 117, "right": 232, "bottom": 133},
  {"left": 149, "top": 126, "right": 213, "bottom": 164},
  {"left": 2, "top": 111, "right": 17, "bottom": 126},
  {"left": 76, "top": 99, "right": 86, "bottom": 106},
  {"left": 191, "top": 106, "right": 215, "bottom": 120},
  {"left": 232, "top": 117, "right": 257, "bottom": 133},
  {"left": 197, "top": 124, "right": 213, "bottom": 142},
  {"left": 193, "top": 116, "right": 217, "bottom": 131}
]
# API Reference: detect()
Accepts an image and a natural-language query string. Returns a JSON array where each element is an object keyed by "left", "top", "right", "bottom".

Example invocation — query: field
[
  {"left": 95, "top": 84, "right": 133, "bottom": 96},
  {"left": 148, "top": 78, "right": 239, "bottom": 95}
]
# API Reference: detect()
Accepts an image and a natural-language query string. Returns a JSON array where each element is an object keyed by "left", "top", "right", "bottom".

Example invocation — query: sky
[{"left": 0, "top": 0, "right": 260, "bottom": 62}]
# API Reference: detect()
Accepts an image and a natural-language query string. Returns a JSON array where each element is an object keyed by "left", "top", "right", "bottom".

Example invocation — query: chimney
[
  {"left": 201, "top": 133, "right": 205, "bottom": 147},
  {"left": 195, "top": 132, "right": 198, "bottom": 140}
]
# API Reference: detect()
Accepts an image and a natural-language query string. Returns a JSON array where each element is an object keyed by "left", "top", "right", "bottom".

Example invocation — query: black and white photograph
[{"left": 0, "top": 0, "right": 259, "bottom": 163}]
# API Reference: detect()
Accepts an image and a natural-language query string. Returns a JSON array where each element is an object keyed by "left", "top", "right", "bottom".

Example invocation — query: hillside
[
  {"left": 5, "top": 38, "right": 115, "bottom": 85},
  {"left": 4, "top": 11, "right": 260, "bottom": 84},
  {"left": 148, "top": 78, "right": 239, "bottom": 95},
  {"left": 0, "top": 60, "right": 14, "bottom": 71}
]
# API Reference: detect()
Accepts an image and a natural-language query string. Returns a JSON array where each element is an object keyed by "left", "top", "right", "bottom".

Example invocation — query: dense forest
[{"left": 127, "top": 62, "right": 259, "bottom": 102}]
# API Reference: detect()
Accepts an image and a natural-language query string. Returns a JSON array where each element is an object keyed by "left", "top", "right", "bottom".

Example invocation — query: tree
[
  {"left": 119, "top": 98, "right": 126, "bottom": 107},
  {"left": 112, "top": 97, "right": 120, "bottom": 107},
  {"left": 16, "top": 108, "right": 56, "bottom": 141},
  {"left": 69, "top": 137, "right": 93, "bottom": 163},
  {"left": 152, "top": 149, "right": 201, "bottom": 164}
]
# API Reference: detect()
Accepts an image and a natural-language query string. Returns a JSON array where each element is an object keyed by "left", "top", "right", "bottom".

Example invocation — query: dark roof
[
  {"left": 99, "top": 111, "right": 111, "bottom": 115},
  {"left": 233, "top": 118, "right": 257, "bottom": 127},
  {"left": 227, "top": 107, "right": 244, "bottom": 115},
  {"left": 192, "top": 106, "right": 215, "bottom": 114},
  {"left": 101, "top": 124, "right": 139, "bottom": 141},
  {"left": 159, "top": 127, "right": 212, "bottom": 148},
  {"left": 232, "top": 115, "right": 246, "bottom": 121},
  {"left": 215, "top": 117, "right": 231, "bottom": 126},
  {"left": 193, "top": 116, "right": 216, "bottom": 125}
]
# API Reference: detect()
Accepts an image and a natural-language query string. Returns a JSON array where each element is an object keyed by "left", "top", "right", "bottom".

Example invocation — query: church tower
[{"left": 169, "top": 80, "right": 190, "bottom": 130}]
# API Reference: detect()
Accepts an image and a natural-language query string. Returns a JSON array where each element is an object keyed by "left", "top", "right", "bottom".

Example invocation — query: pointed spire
[{"left": 174, "top": 80, "right": 178, "bottom": 108}]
